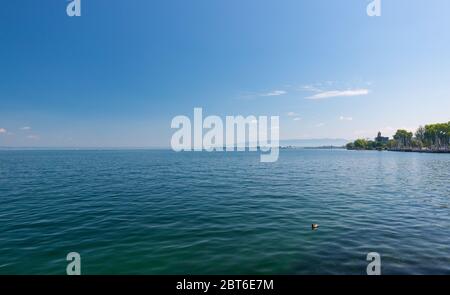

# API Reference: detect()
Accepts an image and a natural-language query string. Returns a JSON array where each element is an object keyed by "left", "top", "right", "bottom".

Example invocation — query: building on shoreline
[{"left": 374, "top": 132, "right": 389, "bottom": 144}]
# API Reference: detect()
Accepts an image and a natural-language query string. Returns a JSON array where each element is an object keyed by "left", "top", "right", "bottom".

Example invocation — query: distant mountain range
[
  {"left": 0, "top": 139, "right": 351, "bottom": 150},
  {"left": 279, "top": 138, "right": 350, "bottom": 147}
]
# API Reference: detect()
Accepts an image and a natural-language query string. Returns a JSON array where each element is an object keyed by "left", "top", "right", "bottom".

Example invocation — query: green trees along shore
[{"left": 346, "top": 121, "right": 450, "bottom": 152}]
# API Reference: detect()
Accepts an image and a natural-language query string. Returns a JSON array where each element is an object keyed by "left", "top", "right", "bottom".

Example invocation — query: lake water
[{"left": 0, "top": 149, "right": 449, "bottom": 274}]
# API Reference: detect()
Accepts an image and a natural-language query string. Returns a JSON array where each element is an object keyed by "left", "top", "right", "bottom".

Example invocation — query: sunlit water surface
[{"left": 1, "top": 149, "right": 449, "bottom": 274}]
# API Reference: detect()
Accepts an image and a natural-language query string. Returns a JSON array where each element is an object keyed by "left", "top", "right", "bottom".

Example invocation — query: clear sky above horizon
[{"left": 1, "top": 0, "right": 450, "bottom": 147}]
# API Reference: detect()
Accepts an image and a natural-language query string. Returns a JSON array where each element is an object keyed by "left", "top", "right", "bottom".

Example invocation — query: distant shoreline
[
  {"left": 346, "top": 121, "right": 450, "bottom": 153},
  {"left": 346, "top": 147, "right": 450, "bottom": 154},
  {"left": 0, "top": 147, "right": 170, "bottom": 151},
  {"left": 388, "top": 148, "right": 450, "bottom": 154},
  {"left": 281, "top": 145, "right": 345, "bottom": 150}
]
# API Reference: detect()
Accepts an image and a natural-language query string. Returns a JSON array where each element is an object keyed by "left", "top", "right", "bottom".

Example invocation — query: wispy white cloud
[
  {"left": 21, "top": 126, "right": 31, "bottom": 131},
  {"left": 300, "top": 84, "right": 322, "bottom": 92},
  {"left": 0, "top": 128, "right": 6, "bottom": 134},
  {"left": 339, "top": 116, "right": 353, "bottom": 121},
  {"left": 316, "top": 123, "right": 325, "bottom": 127},
  {"left": 286, "top": 112, "right": 302, "bottom": 121},
  {"left": 238, "top": 89, "right": 287, "bottom": 100},
  {"left": 260, "top": 90, "right": 287, "bottom": 97},
  {"left": 306, "top": 89, "right": 369, "bottom": 100},
  {"left": 27, "top": 135, "right": 40, "bottom": 140}
]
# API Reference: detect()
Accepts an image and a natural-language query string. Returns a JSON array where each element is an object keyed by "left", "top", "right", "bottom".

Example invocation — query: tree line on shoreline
[{"left": 346, "top": 121, "right": 450, "bottom": 151}]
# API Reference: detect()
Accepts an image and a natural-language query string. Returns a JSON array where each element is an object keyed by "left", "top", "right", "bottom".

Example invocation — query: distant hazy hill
[
  {"left": 1, "top": 139, "right": 351, "bottom": 150},
  {"left": 280, "top": 138, "right": 350, "bottom": 147}
]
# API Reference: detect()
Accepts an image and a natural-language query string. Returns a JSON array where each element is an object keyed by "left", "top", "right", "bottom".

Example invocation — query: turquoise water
[{"left": 0, "top": 149, "right": 449, "bottom": 274}]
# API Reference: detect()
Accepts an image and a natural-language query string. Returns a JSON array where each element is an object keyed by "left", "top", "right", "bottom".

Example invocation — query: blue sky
[{"left": 1, "top": 0, "right": 450, "bottom": 147}]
